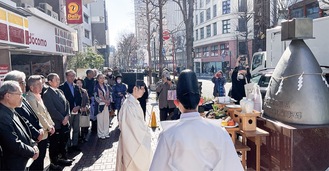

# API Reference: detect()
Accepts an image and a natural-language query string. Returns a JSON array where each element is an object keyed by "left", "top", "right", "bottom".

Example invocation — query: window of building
[
  {"left": 196, "top": 48, "right": 201, "bottom": 57},
  {"left": 211, "top": 45, "right": 218, "bottom": 56},
  {"left": 84, "top": 13, "right": 89, "bottom": 23},
  {"left": 206, "top": 8, "right": 211, "bottom": 20},
  {"left": 222, "top": 19, "right": 230, "bottom": 34},
  {"left": 206, "top": 0, "right": 210, "bottom": 4},
  {"left": 200, "top": 27, "right": 205, "bottom": 39},
  {"left": 222, "top": 0, "right": 231, "bottom": 14},
  {"left": 200, "top": 0, "right": 203, "bottom": 8},
  {"left": 84, "top": 29, "right": 90, "bottom": 39},
  {"left": 203, "top": 46, "right": 209, "bottom": 57},
  {"left": 306, "top": 3, "right": 319, "bottom": 19},
  {"left": 290, "top": 7, "right": 304, "bottom": 18},
  {"left": 200, "top": 11, "right": 204, "bottom": 23},
  {"left": 213, "top": 4, "right": 217, "bottom": 17},
  {"left": 195, "top": 29, "right": 199, "bottom": 40},
  {"left": 206, "top": 25, "right": 211, "bottom": 38},
  {"left": 213, "top": 22, "right": 217, "bottom": 36},
  {"left": 196, "top": 14, "right": 198, "bottom": 25}
]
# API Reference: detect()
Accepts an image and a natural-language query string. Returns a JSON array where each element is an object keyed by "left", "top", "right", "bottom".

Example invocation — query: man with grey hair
[
  {"left": 0, "top": 81, "right": 39, "bottom": 170},
  {"left": 4, "top": 70, "right": 44, "bottom": 142},
  {"left": 59, "top": 70, "right": 82, "bottom": 152}
]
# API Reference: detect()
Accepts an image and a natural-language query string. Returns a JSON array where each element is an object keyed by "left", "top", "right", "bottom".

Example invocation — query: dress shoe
[
  {"left": 72, "top": 145, "right": 81, "bottom": 152},
  {"left": 56, "top": 159, "right": 72, "bottom": 166},
  {"left": 49, "top": 163, "right": 63, "bottom": 171}
]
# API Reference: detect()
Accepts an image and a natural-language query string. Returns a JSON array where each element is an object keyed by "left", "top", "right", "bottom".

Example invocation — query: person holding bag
[
  {"left": 75, "top": 78, "right": 90, "bottom": 142},
  {"left": 230, "top": 56, "right": 251, "bottom": 104}
]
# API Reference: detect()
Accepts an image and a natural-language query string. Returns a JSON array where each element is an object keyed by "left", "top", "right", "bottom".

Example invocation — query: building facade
[{"left": 193, "top": 0, "right": 254, "bottom": 75}]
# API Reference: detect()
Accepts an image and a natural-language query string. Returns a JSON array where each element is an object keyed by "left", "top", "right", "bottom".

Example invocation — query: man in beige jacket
[{"left": 26, "top": 75, "right": 57, "bottom": 170}]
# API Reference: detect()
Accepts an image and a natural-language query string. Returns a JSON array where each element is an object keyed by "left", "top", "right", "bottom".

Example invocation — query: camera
[{"left": 240, "top": 56, "right": 246, "bottom": 61}]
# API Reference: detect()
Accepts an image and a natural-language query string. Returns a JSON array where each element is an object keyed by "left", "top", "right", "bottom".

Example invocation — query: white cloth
[
  {"left": 96, "top": 106, "right": 110, "bottom": 138},
  {"left": 150, "top": 112, "right": 244, "bottom": 171},
  {"left": 116, "top": 95, "right": 152, "bottom": 171}
]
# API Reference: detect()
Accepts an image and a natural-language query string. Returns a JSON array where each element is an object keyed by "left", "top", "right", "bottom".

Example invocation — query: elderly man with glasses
[
  {"left": 4, "top": 70, "right": 44, "bottom": 143},
  {"left": 0, "top": 81, "right": 39, "bottom": 170}
]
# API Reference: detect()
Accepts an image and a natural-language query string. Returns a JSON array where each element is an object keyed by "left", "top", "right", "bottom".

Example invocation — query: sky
[{"left": 107, "top": 0, "right": 135, "bottom": 46}]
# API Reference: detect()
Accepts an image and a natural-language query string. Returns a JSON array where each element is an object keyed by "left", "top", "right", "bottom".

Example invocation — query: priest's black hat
[{"left": 176, "top": 69, "right": 200, "bottom": 110}]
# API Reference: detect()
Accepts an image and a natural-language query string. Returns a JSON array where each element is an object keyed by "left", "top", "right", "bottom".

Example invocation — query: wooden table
[
  {"left": 225, "top": 127, "right": 250, "bottom": 169},
  {"left": 238, "top": 128, "right": 269, "bottom": 171}
]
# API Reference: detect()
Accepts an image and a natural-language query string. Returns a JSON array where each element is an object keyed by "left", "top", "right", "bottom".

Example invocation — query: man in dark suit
[
  {"left": 0, "top": 81, "right": 39, "bottom": 170},
  {"left": 83, "top": 69, "right": 97, "bottom": 132},
  {"left": 4, "top": 70, "right": 44, "bottom": 142},
  {"left": 43, "top": 73, "right": 72, "bottom": 167},
  {"left": 59, "top": 70, "right": 82, "bottom": 151}
]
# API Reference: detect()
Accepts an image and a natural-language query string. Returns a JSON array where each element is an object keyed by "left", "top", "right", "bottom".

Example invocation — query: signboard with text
[
  {"left": 66, "top": 0, "right": 83, "bottom": 24},
  {"left": 0, "top": 7, "right": 29, "bottom": 48}
]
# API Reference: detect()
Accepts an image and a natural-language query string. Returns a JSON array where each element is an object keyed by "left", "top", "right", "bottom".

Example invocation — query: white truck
[{"left": 251, "top": 16, "right": 329, "bottom": 75}]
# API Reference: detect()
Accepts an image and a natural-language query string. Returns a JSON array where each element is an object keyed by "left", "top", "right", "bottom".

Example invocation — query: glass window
[
  {"left": 213, "top": 4, "right": 217, "bottom": 17},
  {"left": 206, "top": 25, "right": 211, "bottom": 38},
  {"left": 84, "top": 29, "right": 90, "bottom": 39},
  {"left": 252, "top": 53, "right": 264, "bottom": 71},
  {"left": 213, "top": 22, "right": 217, "bottom": 36},
  {"left": 200, "top": 27, "right": 205, "bottom": 39},
  {"left": 84, "top": 13, "right": 89, "bottom": 24},
  {"left": 195, "top": 29, "right": 199, "bottom": 40},
  {"left": 306, "top": 3, "right": 319, "bottom": 19},
  {"left": 206, "top": 0, "right": 210, "bottom": 4},
  {"left": 290, "top": 7, "right": 304, "bottom": 18},
  {"left": 222, "top": 19, "right": 230, "bottom": 34},
  {"left": 200, "top": 11, "right": 204, "bottom": 23},
  {"left": 195, "top": 14, "right": 198, "bottom": 25},
  {"left": 222, "top": 0, "right": 231, "bottom": 14},
  {"left": 203, "top": 47, "right": 209, "bottom": 57},
  {"left": 206, "top": 8, "right": 211, "bottom": 20},
  {"left": 200, "top": 0, "right": 203, "bottom": 8}
]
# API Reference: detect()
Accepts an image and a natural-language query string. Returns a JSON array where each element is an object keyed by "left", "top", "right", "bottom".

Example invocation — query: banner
[{"left": 66, "top": 0, "right": 83, "bottom": 24}]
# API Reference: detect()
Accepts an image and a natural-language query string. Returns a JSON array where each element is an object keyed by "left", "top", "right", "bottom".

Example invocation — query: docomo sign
[
  {"left": 163, "top": 30, "right": 170, "bottom": 40},
  {"left": 29, "top": 33, "right": 47, "bottom": 47}
]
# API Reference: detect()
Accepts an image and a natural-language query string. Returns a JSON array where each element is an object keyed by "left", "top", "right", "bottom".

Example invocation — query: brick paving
[{"left": 44, "top": 92, "right": 161, "bottom": 171}]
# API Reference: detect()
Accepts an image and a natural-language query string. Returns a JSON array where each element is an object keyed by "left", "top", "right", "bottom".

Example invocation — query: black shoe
[
  {"left": 49, "top": 163, "right": 63, "bottom": 171},
  {"left": 72, "top": 145, "right": 81, "bottom": 152},
  {"left": 56, "top": 159, "right": 72, "bottom": 166}
]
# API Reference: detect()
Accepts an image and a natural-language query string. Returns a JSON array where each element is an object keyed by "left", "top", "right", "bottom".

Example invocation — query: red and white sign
[
  {"left": 163, "top": 30, "right": 170, "bottom": 40},
  {"left": 66, "top": 0, "right": 83, "bottom": 24},
  {"left": 0, "top": 64, "right": 9, "bottom": 74}
]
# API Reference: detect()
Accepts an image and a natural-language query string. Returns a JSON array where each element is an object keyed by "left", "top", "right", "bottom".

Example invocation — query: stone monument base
[{"left": 246, "top": 117, "right": 329, "bottom": 170}]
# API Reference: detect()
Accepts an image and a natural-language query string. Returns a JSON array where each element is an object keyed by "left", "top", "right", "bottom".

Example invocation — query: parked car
[{"left": 250, "top": 68, "right": 274, "bottom": 100}]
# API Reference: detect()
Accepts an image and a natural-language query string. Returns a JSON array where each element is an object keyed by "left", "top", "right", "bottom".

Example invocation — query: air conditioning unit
[
  {"left": 51, "top": 11, "right": 59, "bottom": 20},
  {"left": 39, "top": 3, "right": 53, "bottom": 12},
  {"left": 21, "top": 3, "right": 32, "bottom": 8}
]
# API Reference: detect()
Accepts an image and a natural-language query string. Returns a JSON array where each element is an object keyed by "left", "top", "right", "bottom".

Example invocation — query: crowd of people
[{"left": 0, "top": 66, "right": 245, "bottom": 171}]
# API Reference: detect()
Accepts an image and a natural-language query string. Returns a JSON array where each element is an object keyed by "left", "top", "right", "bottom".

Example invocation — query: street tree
[
  {"left": 116, "top": 33, "right": 139, "bottom": 69},
  {"left": 67, "top": 47, "right": 105, "bottom": 70},
  {"left": 230, "top": 0, "right": 254, "bottom": 63},
  {"left": 270, "top": 0, "right": 299, "bottom": 27},
  {"left": 150, "top": 0, "right": 168, "bottom": 76},
  {"left": 171, "top": 0, "right": 194, "bottom": 70},
  {"left": 136, "top": 0, "right": 158, "bottom": 84}
]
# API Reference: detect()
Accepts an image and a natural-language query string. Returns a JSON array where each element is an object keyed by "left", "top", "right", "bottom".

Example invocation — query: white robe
[
  {"left": 116, "top": 94, "right": 152, "bottom": 171},
  {"left": 150, "top": 112, "right": 244, "bottom": 171}
]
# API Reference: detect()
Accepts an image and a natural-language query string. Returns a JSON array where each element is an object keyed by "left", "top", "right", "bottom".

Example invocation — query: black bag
[{"left": 99, "top": 105, "right": 105, "bottom": 113}]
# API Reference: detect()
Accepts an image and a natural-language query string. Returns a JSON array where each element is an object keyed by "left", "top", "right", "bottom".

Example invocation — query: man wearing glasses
[
  {"left": 0, "top": 81, "right": 39, "bottom": 170},
  {"left": 4, "top": 70, "right": 44, "bottom": 143}
]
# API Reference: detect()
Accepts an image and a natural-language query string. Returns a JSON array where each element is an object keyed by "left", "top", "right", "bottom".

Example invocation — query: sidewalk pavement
[{"left": 43, "top": 92, "right": 162, "bottom": 171}]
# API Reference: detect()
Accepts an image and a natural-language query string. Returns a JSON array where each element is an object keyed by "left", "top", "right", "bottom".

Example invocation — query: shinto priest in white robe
[
  {"left": 115, "top": 94, "right": 152, "bottom": 171},
  {"left": 150, "top": 112, "right": 243, "bottom": 171}
]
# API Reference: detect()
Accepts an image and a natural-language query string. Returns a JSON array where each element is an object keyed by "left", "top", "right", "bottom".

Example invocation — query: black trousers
[
  {"left": 159, "top": 107, "right": 175, "bottom": 121},
  {"left": 29, "top": 138, "right": 48, "bottom": 170},
  {"left": 49, "top": 128, "right": 69, "bottom": 163}
]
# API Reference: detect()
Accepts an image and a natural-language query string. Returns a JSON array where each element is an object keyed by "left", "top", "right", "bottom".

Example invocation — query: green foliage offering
[{"left": 67, "top": 48, "right": 104, "bottom": 70}]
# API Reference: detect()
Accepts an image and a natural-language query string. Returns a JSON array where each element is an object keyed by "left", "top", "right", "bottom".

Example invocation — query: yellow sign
[
  {"left": 8, "top": 12, "right": 23, "bottom": 27},
  {"left": 0, "top": 8, "right": 6, "bottom": 21},
  {"left": 68, "top": 2, "right": 79, "bottom": 14}
]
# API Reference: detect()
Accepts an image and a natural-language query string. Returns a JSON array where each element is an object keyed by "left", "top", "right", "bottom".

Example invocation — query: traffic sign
[{"left": 163, "top": 30, "right": 170, "bottom": 40}]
